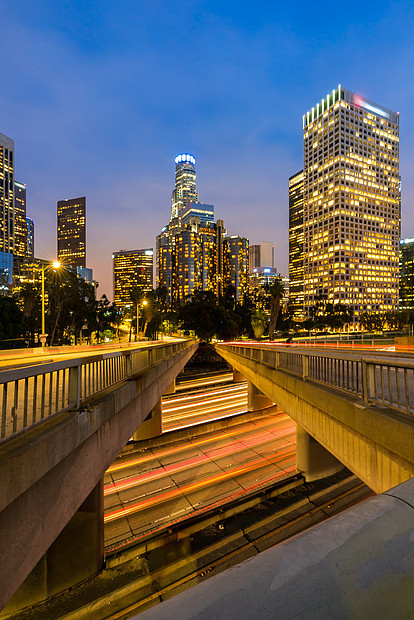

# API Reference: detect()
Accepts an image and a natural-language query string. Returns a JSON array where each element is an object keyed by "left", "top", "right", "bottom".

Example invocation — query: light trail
[
  {"left": 176, "top": 373, "right": 234, "bottom": 390},
  {"left": 105, "top": 446, "right": 296, "bottom": 523},
  {"left": 162, "top": 385, "right": 247, "bottom": 412},
  {"left": 108, "top": 414, "right": 290, "bottom": 474},
  {"left": 105, "top": 424, "right": 295, "bottom": 495}
]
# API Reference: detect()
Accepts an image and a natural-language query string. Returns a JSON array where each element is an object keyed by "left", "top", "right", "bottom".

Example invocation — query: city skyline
[{"left": 1, "top": 1, "right": 414, "bottom": 298}]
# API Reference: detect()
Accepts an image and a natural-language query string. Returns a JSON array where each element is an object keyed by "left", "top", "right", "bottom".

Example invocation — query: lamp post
[
  {"left": 136, "top": 299, "right": 148, "bottom": 342},
  {"left": 40, "top": 260, "right": 60, "bottom": 347}
]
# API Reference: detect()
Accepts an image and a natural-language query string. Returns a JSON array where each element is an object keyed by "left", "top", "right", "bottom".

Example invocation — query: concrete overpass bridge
[
  {"left": 0, "top": 339, "right": 197, "bottom": 613},
  {"left": 215, "top": 342, "right": 414, "bottom": 494}
]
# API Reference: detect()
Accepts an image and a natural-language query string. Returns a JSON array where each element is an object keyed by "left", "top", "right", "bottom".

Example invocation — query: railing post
[
  {"left": 275, "top": 351, "right": 279, "bottom": 370},
  {"left": 69, "top": 365, "right": 81, "bottom": 408},
  {"left": 125, "top": 352, "right": 132, "bottom": 378},
  {"left": 362, "top": 361, "right": 375, "bottom": 404},
  {"left": 302, "top": 355, "right": 309, "bottom": 381}
]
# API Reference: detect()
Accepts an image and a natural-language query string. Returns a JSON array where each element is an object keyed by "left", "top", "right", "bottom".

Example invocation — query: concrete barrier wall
[{"left": 137, "top": 478, "right": 414, "bottom": 620}]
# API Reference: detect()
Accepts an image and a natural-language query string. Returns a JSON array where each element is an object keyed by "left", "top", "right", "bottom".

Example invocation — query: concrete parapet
[{"left": 136, "top": 478, "right": 414, "bottom": 620}]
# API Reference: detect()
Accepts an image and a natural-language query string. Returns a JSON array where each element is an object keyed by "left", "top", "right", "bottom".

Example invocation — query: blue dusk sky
[{"left": 1, "top": 0, "right": 413, "bottom": 298}]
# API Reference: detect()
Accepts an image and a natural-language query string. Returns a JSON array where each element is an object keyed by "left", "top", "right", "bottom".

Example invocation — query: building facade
[
  {"left": 288, "top": 170, "right": 304, "bottom": 320},
  {"left": 249, "top": 241, "right": 274, "bottom": 272},
  {"left": 57, "top": 197, "right": 86, "bottom": 268},
  {"left": 26, "top": 217, "right": 34, "bottom": 259},
  {"left": 300, "top": 86, "right": 400, "bottom": 321},
  {"left": 0, "top": 132, "right": 14, "bottom": 255},
  {"left": 224, "top": 236, "right": 249, "bottom": 302},
  {"left": 113, "top": 249, "right": 153, "bottom": 307},
  {"left": 14, "top": 181, "right": 27, "bottom": 258},
  {"left": 399, "top": 238, "right": 414, "bottom": 309}
]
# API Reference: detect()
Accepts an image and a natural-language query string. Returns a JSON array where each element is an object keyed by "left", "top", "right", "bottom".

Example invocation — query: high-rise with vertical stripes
[{"left": 294, "top": 86, "right": 400, "bottom": 321}]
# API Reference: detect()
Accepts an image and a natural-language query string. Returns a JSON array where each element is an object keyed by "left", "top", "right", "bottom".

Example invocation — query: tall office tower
[
  {"left": 171, "top": 154, "right": 198, "bottom": 220},
  {"left": 215, "top": 219, "right": 227, "bottom": 303},
  {"left": 26, "top": 217, "right": 34, "bottom": 258},
  {"left": 399, "top": 238, "right": 414, "bottom": 309},
  {"left": 249, "top": 241, "right": 275, "bottom": 271},
  {"left": 57, "top": 196, "right": 86, "bottom": 268},
  {"left": 172, "top": 210, "right": 216, "bottom": 304},
  {"left": 14, "top": 181, "right": 27, "bottom": 258},
  {"left": 224, "top": 236, "right": 249, "bottom": 302},
  {"left": 288, "top": 170, "right": 305, "bottom": 320},
  {"left": 302, "top": 86, "right": 400, "bottom": 320},
  {"left": 0, "top": 132, "right": 14, "bottom": 254},
  {"left": 113, "top": 249, "right": 153, "bottom": 307}
]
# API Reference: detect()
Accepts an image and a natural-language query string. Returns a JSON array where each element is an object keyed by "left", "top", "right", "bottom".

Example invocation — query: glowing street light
[{"left": 40, "top": 260, "right": 61, "bottom": 347}]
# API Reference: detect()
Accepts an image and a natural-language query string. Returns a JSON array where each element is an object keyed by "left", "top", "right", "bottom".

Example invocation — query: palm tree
[{"left": 268, "top": 278, "right": 285, "bottom": 341}]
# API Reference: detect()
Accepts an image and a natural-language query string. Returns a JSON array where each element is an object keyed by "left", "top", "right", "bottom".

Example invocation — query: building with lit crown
[
  {"left": 113, "top": 249, "right": 153, "bottom": 308},
  {"left": 171, "top": 154, "right": 198, "bottom": 220},
  {"left": 57, "top": 197, "right": 86, "bottom": 268},
  {"left": 399, "top": 238, "right": 414, "bottom": 309},
  {"left": 157, "top": 154, "right": 249, "bottom": 306},
  {"left": 0, "top": 132, "right": 14, "bottom": 255},
  {"left": 299, "top": 85, "right": 400, "bottom": 321}
]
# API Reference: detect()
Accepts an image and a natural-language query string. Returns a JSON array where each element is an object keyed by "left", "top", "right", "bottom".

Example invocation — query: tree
[
  {"left": 251, "top": 310, "right": 267, "bottom": 340},
  {"left": 268, "top": 278, "right": 285, "bottom": 340},
  {"left": 0, "top": 297, "right": 23, "bottom": 348}
]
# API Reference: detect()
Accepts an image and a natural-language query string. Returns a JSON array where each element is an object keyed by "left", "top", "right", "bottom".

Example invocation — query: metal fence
[
  {"left": 217, "top": 344, "right": 414, "bottom": 416},
  {"left": 0, "top": 341, "right": 193, "bottom": 443}
]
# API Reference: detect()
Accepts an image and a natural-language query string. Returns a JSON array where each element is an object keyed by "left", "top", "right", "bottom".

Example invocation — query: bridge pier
[
  {"left": 164, "top": 379, "right": 176, "bottom": 395},
  {"left": 296, "top": 424, "right": 343, "bottom": 482},
  {"left": 248, "top": 380, "right": 273, "bottom": 411},
  {"left": 4, "top": 479, "right": 104, "bottom": 614},
  {"left": 133, "top": 398, "right": 163, "bottom": 441},
  {"left": 233, "top": 368, "right": 245, "bottom": 382}
]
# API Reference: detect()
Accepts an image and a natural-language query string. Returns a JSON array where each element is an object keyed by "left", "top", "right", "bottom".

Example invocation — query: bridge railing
[
  {"left": 217, "top": 344, "right": 414, "bottom": 416},
  {"left": 0, "top": 340, "right": 194, "bottom": 444}
]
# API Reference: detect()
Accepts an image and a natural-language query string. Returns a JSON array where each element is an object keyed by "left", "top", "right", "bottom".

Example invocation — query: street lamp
[
  {"left": 136, "top": 299, "right": 148, "bottom": 342},
  {"left": 40, "top": 260, "right": 61, "bottom": 347}
]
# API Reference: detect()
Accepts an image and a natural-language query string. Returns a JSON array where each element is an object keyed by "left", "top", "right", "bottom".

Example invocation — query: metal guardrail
[
  {"left": 217, "top": 344, "right": 414, "bottom": 416},
  {"left": 0, "top": 340, "right": 194, "bottom": 443}
]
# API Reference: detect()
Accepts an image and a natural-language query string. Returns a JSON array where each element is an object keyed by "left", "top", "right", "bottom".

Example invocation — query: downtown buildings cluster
[{"left": 1, "top": 83, "right": 414, "bottom": 330}]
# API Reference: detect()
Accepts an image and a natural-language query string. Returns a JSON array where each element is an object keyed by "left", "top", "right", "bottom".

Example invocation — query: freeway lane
[
  {"left": 162, "top": 381, "right": 248, "bottom": 431},
  {"left": 104, "top": 410, "right": 296, "bottom": 549}
]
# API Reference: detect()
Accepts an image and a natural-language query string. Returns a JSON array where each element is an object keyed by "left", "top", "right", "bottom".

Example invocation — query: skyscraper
[
  {"left": 171, "top": 154, "right": 198, "bottom": 220},
  {"left": 288, "top": 170, "right": 304, "bottom": 320},
  {"left": 113, "top": 249, "right": 153, "bottom": 307},
  {"left": 399, "top": 238, "right": 414, "bottom": 309},
  {"left": 14, "top": 181, "right": 27, "bottom": 258},
  {"left": 0, "top": 132, "right": 14, "bottom": 254},
  {"left": 300, "top": 86, "right": 400, "bottom": 321},
  {"left": 249, "top": 241, "right": 275, "bottom": 271},
  {"left": 224, "top": 236, "right": 249, "bottom": 302},
  {"left": 26, "top": 217, "right": 34, "bottom": 259},
  {"left": 57, "top": 197, "right": 86, "bottom": 268}
]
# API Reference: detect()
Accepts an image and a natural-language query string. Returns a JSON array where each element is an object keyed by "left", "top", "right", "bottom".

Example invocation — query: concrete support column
[
  {"left": 164, "top": 379, "right": 176, "bottom": 395},
  {"left": 133, "top": 398, "right": 162, "bottom": 441},
  {"left": 4, "top": 479, "right": 104, "bottom": 614},
  {"left": 247, "top": 380, "right": 273, "bottom": 411},
  {"left": 296, "top": 424, "right": 344, "bottom": 482},
  {"left": 233, "top": 368, "right": 245, "bottom": 382}
]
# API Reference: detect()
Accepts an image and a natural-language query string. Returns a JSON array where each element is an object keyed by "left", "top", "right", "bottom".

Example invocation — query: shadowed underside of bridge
[
  {"left": 0, "top": 341, "right": 197, "bottom": 613},
  {"left": 216, "top": 344, "right": 414, "bottom": 495}
]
